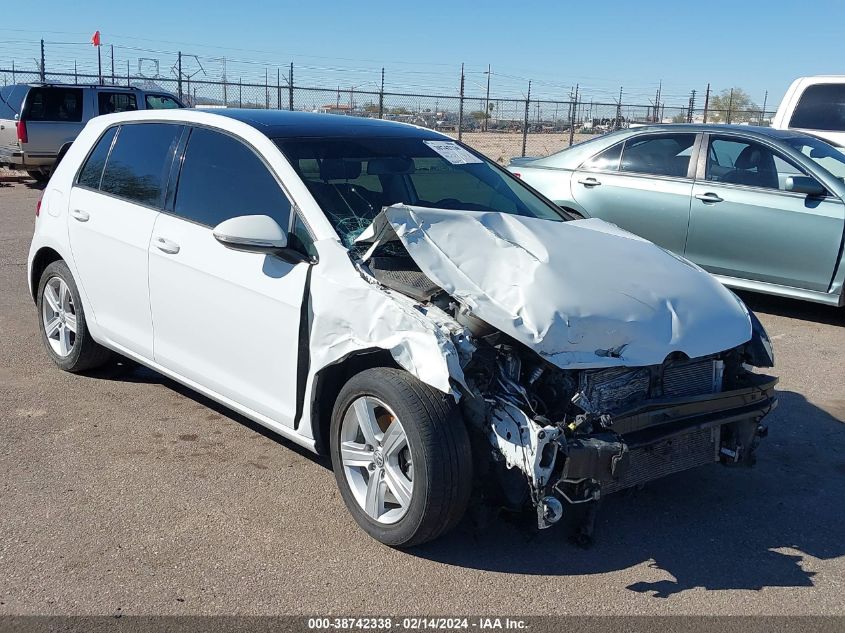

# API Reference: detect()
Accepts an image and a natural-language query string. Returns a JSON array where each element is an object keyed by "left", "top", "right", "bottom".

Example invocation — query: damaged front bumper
[{"left": 491, "top": 372, "right": 777, "bottom": 528}]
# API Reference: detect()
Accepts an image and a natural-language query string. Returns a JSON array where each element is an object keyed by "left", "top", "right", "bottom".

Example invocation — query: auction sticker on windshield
[{"left": 424, "top": 140, "right": 483, "bottom": 165}]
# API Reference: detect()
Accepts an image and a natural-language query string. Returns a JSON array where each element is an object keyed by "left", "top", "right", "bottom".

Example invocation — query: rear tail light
[
  {"left": 36, "top": 197, "right": 42, "bottom": 217},
  {"left": 16, "top": 119, "right": 28, "bottom": 144}
]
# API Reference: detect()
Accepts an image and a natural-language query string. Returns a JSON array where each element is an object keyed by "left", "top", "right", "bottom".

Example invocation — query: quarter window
[
  {"left": 619, "top": 134, "right": 696, "bottom": 177},
  {"left": 100, "top": 123, "right": 181, "bottom": 207},
  {"left": 97, "top": 92, "right": 138, "bottom": 114},
  {"left": 76, "top": 127, "right": 117, "bottom": 189},
  {"left": 24, "top": 87, "right": 83, "bottom": 122},
  {"left": 174, "top": 127, "right": 291, "bottom": 229},
  {"left": 706, "top": 137, "right": 810, "bottom": 191},
  {"left": 582, "top": 143, "right": 622, "bottom": 171}
]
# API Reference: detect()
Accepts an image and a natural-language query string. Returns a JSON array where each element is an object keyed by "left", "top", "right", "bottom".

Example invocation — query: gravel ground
[{"left": 1, "top": 182, "right": 844, "bottom": 616}]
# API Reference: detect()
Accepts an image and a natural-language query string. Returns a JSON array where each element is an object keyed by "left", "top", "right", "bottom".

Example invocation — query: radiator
[
  {"left": 603, "top": 425, "right": 720, "bottom": 495},
  {"left": 662, "top": 359, "right": 724, "bottom": 398}
]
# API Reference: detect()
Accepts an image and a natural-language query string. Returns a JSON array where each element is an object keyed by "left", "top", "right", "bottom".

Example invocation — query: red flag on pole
[{"left": 91, "top": 31, "right": 101, "bottom": 47}]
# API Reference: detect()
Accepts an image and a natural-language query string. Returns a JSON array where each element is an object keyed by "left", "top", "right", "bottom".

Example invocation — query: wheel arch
[
  {"left": 310, "top": 349, "right": 402, "bottom": 456},
  {"left": 30, "top": 246, "right": 64, "bottom": 302}
]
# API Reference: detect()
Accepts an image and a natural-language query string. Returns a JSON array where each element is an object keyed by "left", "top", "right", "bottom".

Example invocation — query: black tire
[
  {"left": 329, "top": 367, "right": 473, "bottom": 547},
  {"left": 26, "top": 170, "right": 49, "bottom": 183},
  {"left": 36, "top": 260, "right": 112, "bottom": 372}
]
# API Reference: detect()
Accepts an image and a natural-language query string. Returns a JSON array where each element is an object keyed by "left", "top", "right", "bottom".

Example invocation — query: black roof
[{"left": 205, "top": 108, "right": 447, "bottom": 140}]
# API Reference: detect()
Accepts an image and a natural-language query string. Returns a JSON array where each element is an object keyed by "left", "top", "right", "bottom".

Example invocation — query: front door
[
  {"left": 571, "top": 132, "right": 698, "bottom": 254},
  {"left": 148, "top": 126, "right": 308, "bottom": 426},
  {"left": 686, "top": 135, "right": 845, "bottom": 291}
]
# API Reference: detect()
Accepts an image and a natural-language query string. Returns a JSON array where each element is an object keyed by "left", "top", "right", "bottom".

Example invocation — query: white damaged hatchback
[{"left": 28, "top": 109, "right": 777, "bottom": 547}]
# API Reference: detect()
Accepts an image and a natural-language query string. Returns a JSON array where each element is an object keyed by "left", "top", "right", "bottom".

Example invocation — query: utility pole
[
  {"left": 378, "top": 67, "right": 385, "bottom": 119},
  {"left": 277, "top": 68, "right": 281, "bottom": 109},
  {"left": 288, "top": 62, "right": 294, "bottom": 111},
  {"left": 760, "top": 90, "right": 768, "bottom": 125},
  {"left": 702, "top": 83, "right": 710, "bottom": 123},
  {"left": 40, "top": 39, "right": 45, "bottom": 82},
  {"left": 521, "top": 80, "right": 531, "bottom": 157},
  {"left": 484, "top": 64, "right": 491, "bottom": 132},
  {"left": 569, "top": 83, "right": 578, "bottom": 147},
  {"left": 126, "top": 60, "right": 130, "bottom": 87},
  {"left": 238, "top": 78, "right": 242, "bottom": 108},
  {"left": 96, "top": 40, "right": 102, "bottom": 85},
  {"left": 177, "top": 52, "right": 183, "bottom": 101},
  {"left": 74, "top": 60, "right": 78, "bottom": 85},
  {"left": 615, "top": 86, "right": 623, "bottom": 130},
  {"left": 265, "top": 68, "right": 269, "bottom": 109},
  {"left": 727, "top": 88, "right": 734, "bottom": 124},
  {"left": 110, "top": 45, "right": 114, "bottom": 85},
  {"left": 687, "top": 89, "right": 696, "bottom": 123},
  {"left": 458, "top": 63, "right": 465, "bottom": 141}
]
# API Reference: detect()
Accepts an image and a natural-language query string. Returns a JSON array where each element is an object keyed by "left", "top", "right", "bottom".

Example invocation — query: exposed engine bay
[{"left": 351, "top": 205, "right": 778, "bottom": 541}]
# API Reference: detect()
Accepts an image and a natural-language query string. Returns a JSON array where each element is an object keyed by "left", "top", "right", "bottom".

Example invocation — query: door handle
[
  {"left": 695, "top": 192, "right": 723, "bottom": 203},
  {"left": 154, "top": 237, "right": 180, "bottom": 254},
  {"left": 578, "top": 177, "right": 602, "bottom": 187},
  {"left": 70, "top": 208, "right": 90, "bottom": 222}
]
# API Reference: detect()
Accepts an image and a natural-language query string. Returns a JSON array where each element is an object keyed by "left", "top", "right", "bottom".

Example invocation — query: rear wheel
[
  {"left": 330, "top": 367, "right": 473, "bottom": 547},
  {"left": 26, "top": 170, "right": 48, "bottom": 183},
  {"left": 36, "top": 260, "right": 111, "bottom": 372}
]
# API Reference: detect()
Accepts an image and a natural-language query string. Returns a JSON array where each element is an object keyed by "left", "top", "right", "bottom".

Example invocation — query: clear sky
[{"left": 1, "top": 0, "right": 843, "bottom": 108}]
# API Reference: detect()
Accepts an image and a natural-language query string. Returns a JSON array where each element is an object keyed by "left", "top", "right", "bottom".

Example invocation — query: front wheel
[
  {"left": 330, "top": 368, "right": 473, "bottom": 547},
  {"left": 36, "top": 260, "right": 112, "bottom": 372}
]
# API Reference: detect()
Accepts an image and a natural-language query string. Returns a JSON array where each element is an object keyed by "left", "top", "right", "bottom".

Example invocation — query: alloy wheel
[{"left": 41, "top": 276, "right": 77, "bottom": 358}]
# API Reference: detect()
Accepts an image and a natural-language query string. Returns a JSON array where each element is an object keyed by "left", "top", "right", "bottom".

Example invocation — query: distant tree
[
  {"left": 363, "top": 102, "right": 379, "bottom": 113},
  {"left": 470, "top": 110, "right": 490, "bottom": 121},
  {"left": 708, "top": 88, "right": 759, "bottom": 123}
]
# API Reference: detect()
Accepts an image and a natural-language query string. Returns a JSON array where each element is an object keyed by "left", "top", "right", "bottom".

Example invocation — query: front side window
[
  {"left": 145, "top": 94, "right": 182, "bottom": 109},
  {"left": 98, "top": 92, "right": 138, "bottom": 115},
  {"left": 276, "top": 136, "right": 565, "bottom": 246},
  {"left": 619, "top": 134, "right": 696, "bottom": 177},
  {"left": 784, "top": 135, "right": 845, "bottom": 183},
  {"left": 706, "top": 137, "right": 810, "bottom": 191},
  {"left": 174, "top": 127, "right": 291, "bottom": 229},
  {"left": 100, "top": 123, "right": 181, "bottom": 207},
  {"left": 24, "top": 87, "right": 83, "bottom": 122},
  {"left": 789, "top": 84, "right": 845, "bottom": 132},
  {"left": 76, "top": 127, "right": 117, "bottom": 189},
  {"left": 582, "top": 143, "right": 622, "bottom": 171}
]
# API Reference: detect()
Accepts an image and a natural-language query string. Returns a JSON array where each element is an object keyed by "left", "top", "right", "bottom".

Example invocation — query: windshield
[
  {"left": 275, "top": 136, "right": 565, "bottom": 246},
  {"left": 784, "top": 136, "right": 845, "bottom": 183}
]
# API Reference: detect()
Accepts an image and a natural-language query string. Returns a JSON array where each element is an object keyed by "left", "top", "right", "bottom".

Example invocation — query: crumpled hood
[{"left": 357, "top": 204, "right": 752, "bottom": 370}]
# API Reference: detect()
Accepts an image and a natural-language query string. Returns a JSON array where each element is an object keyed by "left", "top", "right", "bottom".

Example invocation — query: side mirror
[
  {"left": 213, "top": 215, "right": 288, "bottom": 253},
  {"left": 785, "top": 175, "right": 825, "bottom": 196}
]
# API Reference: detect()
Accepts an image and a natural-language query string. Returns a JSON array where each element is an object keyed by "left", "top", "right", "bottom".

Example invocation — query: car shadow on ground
[
  {"left": 411, "top": 389, "right": 845, "bottom": 596},
  {"left": 736, "top": 290, "right": 844, "bottom": 326},
  {"left": 94, "top": 360, "right": 844, "bottom": 596}
]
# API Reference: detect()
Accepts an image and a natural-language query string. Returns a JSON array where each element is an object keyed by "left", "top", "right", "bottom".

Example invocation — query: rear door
[
  {"left": 570, "top": 132, "right": 698, "bottom": 254},
  {"left": 0, "top": 85, "right": 26, "bottom": 154},
  {"left": 68, "top": 122, "right": 182, "bottom": 358},
  {"left": 148, "top": 126, "right": 308, "bottom": 426},
  {"left": 21, "top": 86, "right": 86, "bottom": 159},
  {"left": 686, "top": 134, "right": 845, "bottom": 291}
]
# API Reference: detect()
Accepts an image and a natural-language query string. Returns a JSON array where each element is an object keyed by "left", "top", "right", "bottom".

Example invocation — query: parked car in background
[
  {"left": 0, "top": 83, "right": 183, "bottom": 181},
  {"left": 28, "top": 109, "right": 777, "bottom": 547},
  {"left": 772, "top": 76, "right": 845, "bottom": 146},
  {"left": 510, "top": 124, "right": 845, "bottom": 307}
]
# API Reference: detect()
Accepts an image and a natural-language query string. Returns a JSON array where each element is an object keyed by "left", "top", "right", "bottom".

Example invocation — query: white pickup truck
[{"left": 772, "top": 76, "right": 845, "bottom": 146}]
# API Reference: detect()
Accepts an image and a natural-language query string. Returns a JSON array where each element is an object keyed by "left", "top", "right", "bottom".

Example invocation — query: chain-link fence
[{"left": 0, "top": 40, "right": 777, "bottom": 165}]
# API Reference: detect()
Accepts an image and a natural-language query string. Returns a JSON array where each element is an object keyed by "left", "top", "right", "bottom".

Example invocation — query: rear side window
[
  {"left": 100, "top": 123, "right": 181, "bottom": 207},
  {"left": 98, "top": 92, "right": 137, "bottom": 114},
  {"left": 174, "top": 127, "right": 291, "bottom": 229},
  {"left": 77, "top": 127, "right": 117, "bottom": 189},
  {"left": 145, "top": 94, "right": 181, "bottom": 109},
  {"left": 25, "top": 87, "right": 83, "bottom": 122},
  {"left": 620, "top": 134, "right": 696, "bottom": 177},
  {"left": 789, "top": 83, "right": 845, "bottom": 132}
]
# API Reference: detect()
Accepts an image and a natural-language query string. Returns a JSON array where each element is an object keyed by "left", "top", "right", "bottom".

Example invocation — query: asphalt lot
[{"left": 1, "top": 181, "right": 844, "bottom": 616}]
